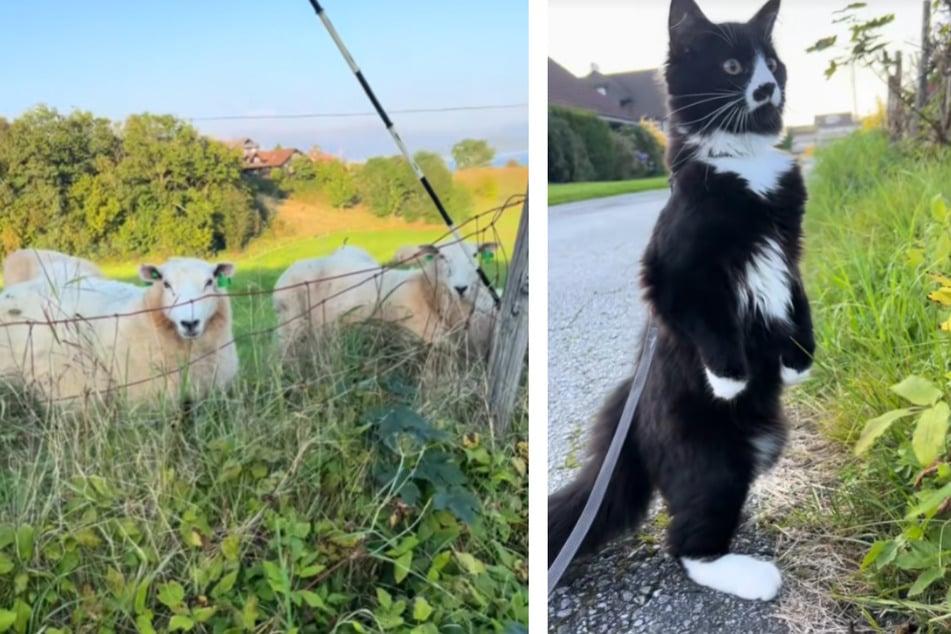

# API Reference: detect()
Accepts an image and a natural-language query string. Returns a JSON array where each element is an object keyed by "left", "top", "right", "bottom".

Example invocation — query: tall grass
[
  {"left": 800, "top": 130, "right": 951, "bottom": 625},
  {"left": 0, "top": 276, "right": 526, "bottom": 631}
]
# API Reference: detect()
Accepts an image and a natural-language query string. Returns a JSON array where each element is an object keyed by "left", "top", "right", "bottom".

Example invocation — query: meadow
[{"left": 0, "top": 168, "right": 528, "bottom": 633}]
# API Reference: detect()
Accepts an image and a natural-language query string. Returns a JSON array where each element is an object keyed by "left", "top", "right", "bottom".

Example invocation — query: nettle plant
[{"left": 854, "top": 194, "right": 951, "bottom": 600}]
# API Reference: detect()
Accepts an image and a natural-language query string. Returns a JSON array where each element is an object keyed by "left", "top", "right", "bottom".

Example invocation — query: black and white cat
[{"left": 548, "top": 0, "right": 814, "bottom": 602}]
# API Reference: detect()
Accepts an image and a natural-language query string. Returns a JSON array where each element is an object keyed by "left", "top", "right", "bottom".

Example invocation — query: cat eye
[
  {"left": 722, "top": 59, "right": 743, "bottom": 75},
  {"left": 766, "top": 57, "right": 778, "bottom": 72}
]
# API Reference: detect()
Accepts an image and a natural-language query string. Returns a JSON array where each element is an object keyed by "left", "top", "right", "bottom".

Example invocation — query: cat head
[{"left": 665, "top": 0, "right": 785, "bottom": 139}]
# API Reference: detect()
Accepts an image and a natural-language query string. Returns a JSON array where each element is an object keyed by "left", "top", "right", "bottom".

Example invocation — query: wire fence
[{"left": 0, "top": 195, "right": 524, "bottom": 406}]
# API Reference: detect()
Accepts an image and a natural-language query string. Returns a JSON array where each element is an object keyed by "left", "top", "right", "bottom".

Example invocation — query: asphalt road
[{"left": 547, "top": 190, "right": 790, "bottom": 634}]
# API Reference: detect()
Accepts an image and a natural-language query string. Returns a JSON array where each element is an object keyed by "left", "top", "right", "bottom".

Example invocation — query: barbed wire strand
[
  {"left": 187, "top": 103, "right": 527, "bottom": 122},
  {"left": 304, "top": 0, "right": 502, "bottom": 309}
]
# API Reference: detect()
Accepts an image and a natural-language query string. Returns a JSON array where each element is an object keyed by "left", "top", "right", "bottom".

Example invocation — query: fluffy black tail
[{"left": 548, "top": 376, "right": 654, "bottom": 566}]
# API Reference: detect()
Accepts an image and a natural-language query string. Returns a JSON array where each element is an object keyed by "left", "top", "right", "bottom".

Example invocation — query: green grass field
[
  {"left": 0, "top": 195, "right": 526, "bottom": 632},
  {"left": 547, "top": 176, "right": 669, "bottom": 206},
  {"left": 793, "top": 131, "right": 951, "bottom": 626}
]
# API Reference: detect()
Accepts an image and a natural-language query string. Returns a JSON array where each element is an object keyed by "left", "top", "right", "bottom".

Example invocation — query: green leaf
[
  {"left": 135, "top": 613, "right": 157, "bottom": 634},
  {"left": 297, "top": 590, "right": 327, "bottom": 610},
  {"left": 910, "top": 565, "right": 945, "bottom": 596},
  {"left": 933, "top": 194, "right": 948, "bottom": 223},
  {"left": 298, "top": 563, "right": 327, "bottom": 578},
  {"left": 0, "top": 554, "right": 13, "bottom": 575},
  {"left": 0, "top": 528, "right": 14, "bottom": 550},
  {"left": 211, "top": 570, "right": 237, "bottom": 598},
  {"left": 377, "top": 588, "right": 393, "bottom": 610},
  {"left": 220, "top": 534, "right": 240, "bottom": 561},
  {"left": 192, "top": 607, "right": 217, "bottom": 623},
  {"left": 455, "top": 552, "right": 486, "bottom": 576},
  {"left": 861, "top": 540, "right": 891, "bottom": 569},
  {"left": 263, "top": 560, "right": 288, "bottom": 594},
  {"left": 895, "top": 540, "right": 939, "bottom": 571},
  {"left": 891, "top": 376, "right": 943, "bottom": 406},
  {"left": 15, "top": 525, "right": 34, "bottom": 560},
  {"left": 134, "top": 580, "right": 149, "bottom": 615},
  {"left": 394, "top": 550, "right": 413, "bottom": 584},
  {"left": 806, "top": 35, "right": 838, "bottom": 53},
  {"left": 157, "top": 581, "right": 185, "bottom": 608},
  {"left": 0, "top": 611, "right": 14, "bottom": 633},
  {"left": 907, "top": 479, "right": 951, "bottom": 518},
  {"left": 413, "top": 597, "right": 434, "bottom": 622},
  {"left": 913, "top": 402, "right": 950, "bottom": 466},
  {"left": 854, "top": 409, "right": 915, "bottom": 455},
  {"left": 169, "top": 614, "right": 196, "bottom": 631}
]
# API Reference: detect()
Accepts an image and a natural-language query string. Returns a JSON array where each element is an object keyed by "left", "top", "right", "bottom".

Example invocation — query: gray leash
[{"left": 548, "top": 314, "right": 658, "bottom": 595}]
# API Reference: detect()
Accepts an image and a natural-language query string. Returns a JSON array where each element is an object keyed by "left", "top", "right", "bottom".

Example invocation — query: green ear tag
[
  {"left": 151, "top": 270, "right": 161, "bottom": 279},
  {"left": 480, "top": 251, "right": 495, "bottom": 263},
  {"left": 424, "top": 254, "right": 435, "bottom": 262},
  {"left": 216, "top": 275, "right": 232, "bottom": 289}
]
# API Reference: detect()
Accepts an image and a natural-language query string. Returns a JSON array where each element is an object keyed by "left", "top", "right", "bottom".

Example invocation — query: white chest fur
[
  {"left": 739, "top": 238, "right": 792, "bottom": 324},
  {"left": 689, "top": 131, "right": 796, "bottom": 198}
]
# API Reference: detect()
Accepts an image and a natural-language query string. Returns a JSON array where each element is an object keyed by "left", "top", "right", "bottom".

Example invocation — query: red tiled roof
[{"left": 244, "top": 148, "right": 300, "bottom": 169}]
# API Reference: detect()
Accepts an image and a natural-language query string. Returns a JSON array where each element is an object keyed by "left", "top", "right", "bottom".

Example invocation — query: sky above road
[
  {"left": 550, "top": 0, "right": 922, "bottom": 127},
  {"left": 0, "top": 1, "right": 528, "bottom": 162}
]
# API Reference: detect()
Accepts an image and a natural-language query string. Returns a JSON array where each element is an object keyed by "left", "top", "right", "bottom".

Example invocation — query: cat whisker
[{"left": 666, "top": 94, "right": 742, "bottom": 117}]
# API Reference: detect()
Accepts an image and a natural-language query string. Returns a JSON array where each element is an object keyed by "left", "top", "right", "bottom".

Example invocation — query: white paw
[
  {"left": 682, "top": 554, "right": 782, "bottom": 601},
  {"left": 704, "top": 367, "right": 747, "bottom": 400},
  {"left": 780, "top": 364, "right": 810, "bottom": 385}
]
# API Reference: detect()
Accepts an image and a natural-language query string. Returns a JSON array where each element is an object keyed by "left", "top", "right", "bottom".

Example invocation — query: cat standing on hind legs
[{"left": 547, "top": 0, "right": 815, "bottom": 602}]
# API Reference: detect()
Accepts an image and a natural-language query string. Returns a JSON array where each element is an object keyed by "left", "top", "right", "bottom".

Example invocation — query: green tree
[
  {"left": 547, "top": 108, "right": 593, "bottom": 183},
  {"left": 315, "top": 159, "right": 358, "bottom": 208},
  {"left": 359, "top": 156, "right": 414, "bottom": 217},
  {"left": 451, "top": 138, "right": 496, "bottom": 169}
]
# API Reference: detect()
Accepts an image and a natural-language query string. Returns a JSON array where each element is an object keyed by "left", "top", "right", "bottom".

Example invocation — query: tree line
[
  {"left": 0, "top": 106, "right": 263, "bottom": 259},
  {"left": 0, "top": 106, "right": 506, "bottom": 259},
  {"left": 548, "top": 105, "right": 666, "bottom": 183},
  {"left": 277, "top": 138, "right": 499, "bottom": 222}
]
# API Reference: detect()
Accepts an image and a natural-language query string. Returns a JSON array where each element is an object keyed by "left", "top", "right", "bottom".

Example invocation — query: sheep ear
[
  {"left": 214, "top": 263, "right": 235, "bottom": 289},
  {"left": 139, "top": 264, "right": 161, "bottom": 284},
  {"left": 393, "top": 246, "right": 424, "bottom": 266},
  {"left": 418, "top": 244, "right": 440, "bottom": 262},
  {"left": 477, "top": 242, "right": 499, "bottom": 262}
]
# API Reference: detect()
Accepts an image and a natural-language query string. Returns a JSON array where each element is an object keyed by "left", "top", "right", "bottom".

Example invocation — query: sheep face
[
  {"left": 139, "top": 259, "right": 235, "bottom": 340},
  {"left": 417, "top": 241, "right": 498, "bottom": 302}
]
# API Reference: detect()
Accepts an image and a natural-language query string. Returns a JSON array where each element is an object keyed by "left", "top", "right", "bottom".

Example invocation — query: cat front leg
[
  {"left": 780, "top": 278, "right": 814, "bottom": 385},
  {"left": 684, "top": 314, "right": 750, "bottom": 400}
]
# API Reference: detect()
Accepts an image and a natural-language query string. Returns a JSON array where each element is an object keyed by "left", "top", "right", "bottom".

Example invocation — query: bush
[
  {"left": 547, "top": 106, "right": 665, "bottom": 182},
  {"left": 315, "top": 160, "right": 358, "bottom": 209},
  {"left": 548, "top": 110, "right": 593, "bottom": 183},
  {"left": 358, "top": 153, "right": 473, "bottom": 222},
  {"left": 549, "top": 106, "right": 615, "bottom": 180}
]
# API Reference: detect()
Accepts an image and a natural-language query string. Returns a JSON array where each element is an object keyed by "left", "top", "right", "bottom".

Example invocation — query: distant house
[
  {"left": 308, "top": 148, "right": 340, "bottom": 164},
  {"left": 226, "top": 137, "right": 260, "bottom": 160},
  {"left": 787, "top": 112, "right": 859, "bottom": 154},
  {"left": 584, "top": 65, "right": 669, "bottom": 130},
  {"left": 548, "top": 58, "right": 639, "bottom": 125},
  {"left": 243, "top": 148, "right": 303, "bottom": 177}
]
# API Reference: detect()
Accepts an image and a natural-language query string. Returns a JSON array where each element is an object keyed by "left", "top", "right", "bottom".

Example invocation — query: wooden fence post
[{"left": 488, "top": 192, "right": 529, "bottom": 434}]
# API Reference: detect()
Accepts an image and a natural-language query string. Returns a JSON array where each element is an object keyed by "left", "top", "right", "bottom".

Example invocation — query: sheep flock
[{"left": 0, "top": 243, "right": 500, "bottom": 412}]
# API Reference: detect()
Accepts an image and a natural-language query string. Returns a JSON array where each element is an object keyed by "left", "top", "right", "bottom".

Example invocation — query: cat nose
[{"left": 752, "top": 82, "right": 775, "bottom": 103}]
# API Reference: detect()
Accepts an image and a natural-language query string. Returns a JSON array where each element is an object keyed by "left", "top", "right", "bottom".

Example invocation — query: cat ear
[
  {"left": 668, "top": 0, "right": 712, "bottom": 38},
  {"left": 749, "top": 0, "right": 781, "bottom": 39}
]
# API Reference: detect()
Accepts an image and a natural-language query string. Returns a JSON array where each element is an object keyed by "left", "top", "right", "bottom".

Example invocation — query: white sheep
[
  {"left": 2, "top": 248, "right": 103, "bottom": 287},
  {"left": 0, "top": 257, "right": 239, "bottom": 408},
  {"left": 272, "top": 240, "right": 499, "bottom": 358}
]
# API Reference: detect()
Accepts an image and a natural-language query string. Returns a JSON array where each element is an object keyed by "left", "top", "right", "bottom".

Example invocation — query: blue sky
[{"left": 0, "top": 1, "right": 527, "bottom": 161}]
